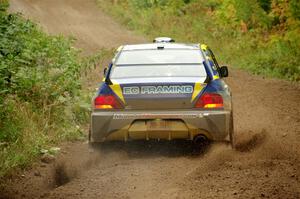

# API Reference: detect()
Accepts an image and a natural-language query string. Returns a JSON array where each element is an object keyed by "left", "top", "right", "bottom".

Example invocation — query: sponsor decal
[{"left": 123, "top": 85, "right": 193, "bottom": 95}]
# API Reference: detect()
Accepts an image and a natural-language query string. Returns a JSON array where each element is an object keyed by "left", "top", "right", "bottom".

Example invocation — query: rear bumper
[{"left": 90, "top": 110, "right": 231, "bottom": 142}]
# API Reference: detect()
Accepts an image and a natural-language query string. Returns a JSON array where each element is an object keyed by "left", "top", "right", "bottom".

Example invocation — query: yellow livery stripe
[
  {"left": 213, "top": 75, "right": 220, "bottom": 80},
  {"left": 200, "top": 44, "right": 208, "bottom": 51},
  {"left": 191, "top": 82, "right": 205, "bottom": 102},
  {"left": 109, "top": 80, "right": 125, "bottom": 104}
]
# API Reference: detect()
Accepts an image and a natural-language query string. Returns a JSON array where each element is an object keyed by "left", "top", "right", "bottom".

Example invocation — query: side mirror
[
  {"left": 103, "top": 68, "right": 107, "bottom": 76},
  {"left": 220, "top": 66, "right": 229, "bottom": 77}
]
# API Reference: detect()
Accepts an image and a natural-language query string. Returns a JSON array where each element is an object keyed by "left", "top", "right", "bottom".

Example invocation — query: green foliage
[
  {"left": 234, "top": 34, "right": 300, "bottom": 80},
  {"left": 258, "top": 0, "right": 272, "bottom": 13},
  {"left": 98, "top": 0, "right": 300, "bottom": 81},
  {"left": 203, "top": 0, "right": 221, "bottom": 10},
  {"left": 129, "top": 0, "right": 159, "bottom": 9},
  {"left": 0, "top": 14, "right": 81, "bottom": 105},
  {"left": 0, "top": 2, "right": 103, "bottom": 177},
  {"left": 0, "top": 97, "right": 23, "bottom": 143},
  {"left": 290, "top": 0, "right": 300, "bottom": 20},
  {"left": 0, "top": 0, "right": 8, "bottom": 13},
  {"left": 215, "top": 0, "right": 271, "bottom": 29}
]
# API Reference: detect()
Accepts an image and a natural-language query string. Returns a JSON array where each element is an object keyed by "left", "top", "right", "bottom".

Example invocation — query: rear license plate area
[{"left": 147, "top": 119, "right": 168, "bottom": 131}]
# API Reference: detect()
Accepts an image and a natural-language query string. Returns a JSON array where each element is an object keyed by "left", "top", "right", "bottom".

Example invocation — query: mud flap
[{"left": 229, "top": 111, "right": 235, "bottom": 149}]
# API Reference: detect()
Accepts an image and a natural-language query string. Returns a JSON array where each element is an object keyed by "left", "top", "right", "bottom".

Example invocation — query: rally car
[{"left": 89, "top": 38, "right": 234, "bottom": 148}]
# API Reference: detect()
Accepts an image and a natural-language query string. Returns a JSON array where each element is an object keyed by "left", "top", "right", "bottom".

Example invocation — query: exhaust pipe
[
  {"left": 192, "top": 135, "right": 210, "bottom": 154},
  {"left": 193, "top": 134, "right": 209, "bottom": 144}
]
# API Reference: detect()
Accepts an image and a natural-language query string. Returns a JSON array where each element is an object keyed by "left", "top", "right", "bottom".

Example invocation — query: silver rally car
[{"left": 90, "top": 38, "right": 234, "bottom": 148}]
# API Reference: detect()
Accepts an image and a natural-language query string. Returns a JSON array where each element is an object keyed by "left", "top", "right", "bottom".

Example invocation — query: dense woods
[
  {"left": 0, "top": 1, "right": 90, "bottom": 176},
  {"left": 99, "top": 0, "right": 300, "bottom": 80}
]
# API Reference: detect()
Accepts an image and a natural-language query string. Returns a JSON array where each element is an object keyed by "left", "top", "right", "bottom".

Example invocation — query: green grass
[
  {"left": 0, "top": 1, "right": 107, "bottom": 177},
  {"left": 97, "top": 0, "right": 300, "bottom": 81}
]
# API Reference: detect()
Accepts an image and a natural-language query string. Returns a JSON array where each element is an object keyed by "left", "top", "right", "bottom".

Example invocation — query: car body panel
[
  {"left": 91, "top": 110, "right": 231, "bottom": 142},
  {"left": 90, "top": 41, "right": 232, "bottom": 143}
]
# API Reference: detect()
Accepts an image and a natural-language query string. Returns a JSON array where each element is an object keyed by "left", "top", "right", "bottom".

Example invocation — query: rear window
[
  {"left": 110, "top": 64, "right": 206, "bottom": 79},
  {"left": 115, "top": 49, "right": 204, "bottom": 65},
  {"left": 110, "top": 49, "right": 207, "bottom": 79}
]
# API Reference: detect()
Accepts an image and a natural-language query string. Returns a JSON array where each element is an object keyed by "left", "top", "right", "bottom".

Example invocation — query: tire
[{"left": 229, "top": 111, "right": 235, "bottom": 149}]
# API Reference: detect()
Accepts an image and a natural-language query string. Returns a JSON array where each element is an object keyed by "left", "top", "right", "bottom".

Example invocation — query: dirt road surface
[
  {"left": 8, "top": 0, "right": 145, "bottom": 53},
  {"left": 1, "top": 0, "right": 300, "bottom": 198}
]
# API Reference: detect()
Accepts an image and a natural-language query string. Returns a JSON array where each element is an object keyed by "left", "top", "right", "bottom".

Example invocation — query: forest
[
  {"left": 99, "top": 0, "right": 300, "bottom": 80},
  {"left": 0, "top": 1, "right": 93, "bottom": 176}
]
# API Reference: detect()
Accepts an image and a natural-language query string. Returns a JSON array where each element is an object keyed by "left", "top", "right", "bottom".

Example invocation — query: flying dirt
[{"left": 1, "top": 0, "right": 300, "bottom": 199}]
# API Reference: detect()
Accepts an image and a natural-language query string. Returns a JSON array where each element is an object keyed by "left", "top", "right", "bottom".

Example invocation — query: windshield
[
  {"left": 110, "top": 49, "right": 207, "bottom": 79},
  {"left": 115, "top": 49, "right": 204, "bottom": 65}
]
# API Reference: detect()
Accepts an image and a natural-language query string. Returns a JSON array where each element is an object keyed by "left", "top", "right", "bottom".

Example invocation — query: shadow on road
[{"left": 91, "top": 140, "right": 213, "bottom": 158}]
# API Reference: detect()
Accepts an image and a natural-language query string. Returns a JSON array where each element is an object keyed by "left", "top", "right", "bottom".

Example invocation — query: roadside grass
[
  {"left": 97, "top": 0, "right": 300, "bottom": 81},
  {"left": 0, "top": 1, "right": 112, "bottom": 177},
  {"left": 0, "top": 93, "right": 88, "bottom": 177},
  {"left": 0, "top": 51, "right": 113, "bottom": 178}
]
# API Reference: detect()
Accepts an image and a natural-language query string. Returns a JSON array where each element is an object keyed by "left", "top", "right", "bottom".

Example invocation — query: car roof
[{"left": 121, "top": 43, "right": 201, "bottom": 51}]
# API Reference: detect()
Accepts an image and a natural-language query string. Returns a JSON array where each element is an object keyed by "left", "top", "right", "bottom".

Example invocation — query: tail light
[
  {"left": 94, "top": 94, "right": 123, "bottom": 109},
  {"left": 195, "top": 93, "right": 223, "bottom": 108}
]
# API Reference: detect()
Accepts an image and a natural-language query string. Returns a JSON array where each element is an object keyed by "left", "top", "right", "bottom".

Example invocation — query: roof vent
[{"left": 153, "top": 37, "right": 175, "bottom": 43}]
